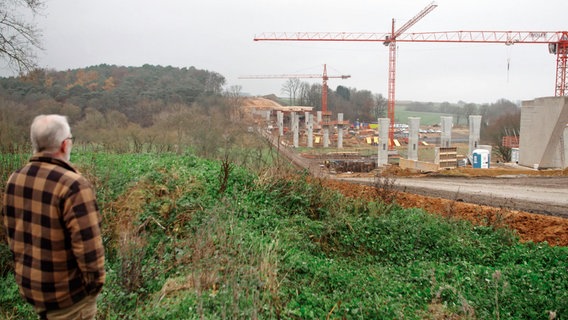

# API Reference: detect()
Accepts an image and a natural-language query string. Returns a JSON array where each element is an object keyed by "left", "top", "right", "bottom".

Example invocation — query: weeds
[
  {"left": 2, "top": 152, "right": 568, "bottom": 319},
  {"left": 218, "top": 154, "right": 233, "bottom": 195},
  {"left": 373, "top": 171, "right": 399, "bottom": 203}
]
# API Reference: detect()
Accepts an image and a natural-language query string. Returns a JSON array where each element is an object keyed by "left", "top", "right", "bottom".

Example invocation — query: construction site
[
  {"left": 247, "top": 2, "right": 568, "bottom": 168},
  {"left": 240, "top": 95, "right": 568, "bottom": 245},
  {"left": 241, "top": 2, "right": 568, "bottom": 245}
]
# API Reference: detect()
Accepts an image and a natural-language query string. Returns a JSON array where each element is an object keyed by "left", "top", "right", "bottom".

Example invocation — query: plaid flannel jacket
[{"left": 2, "top": 153, "right": 105, "bottom": 311}]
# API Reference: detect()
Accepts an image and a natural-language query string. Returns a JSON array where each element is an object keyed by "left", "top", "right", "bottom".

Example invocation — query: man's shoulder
[{"left": 16, "top": 158, "right": 90, "bottom": 189}]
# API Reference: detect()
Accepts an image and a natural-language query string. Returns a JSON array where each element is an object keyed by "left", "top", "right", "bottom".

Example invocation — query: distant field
[{"left": 395, "top": 108, "right": 456, "bottom": 126}]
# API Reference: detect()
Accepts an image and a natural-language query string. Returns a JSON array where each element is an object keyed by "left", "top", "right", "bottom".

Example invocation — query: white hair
[{"left": 30, "top": 114, "right": 71, "bottom": 153}]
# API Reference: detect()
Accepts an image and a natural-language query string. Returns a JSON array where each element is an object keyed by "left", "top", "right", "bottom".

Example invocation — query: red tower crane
[
  {"left": 253, "top": 4, "right": 568, "bottom": 147},
  {"left": 239, "top": 64, "right": 350, "bottom": 114},
  {"left": 384, "top": 2, "right": 437, "bottom": 147}
]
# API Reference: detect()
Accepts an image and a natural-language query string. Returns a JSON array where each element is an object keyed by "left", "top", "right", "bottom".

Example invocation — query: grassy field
[
  {"left": 1, "top": 151, "right": 567, "bottom": 319},
  {"left": 395, "top": 108, "right": 457, "bottom": 126}
]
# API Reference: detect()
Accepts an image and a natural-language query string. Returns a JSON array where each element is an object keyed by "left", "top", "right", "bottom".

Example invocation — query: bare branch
[{"left": 0, "top": 0, "right": 44, "bottom": 74}]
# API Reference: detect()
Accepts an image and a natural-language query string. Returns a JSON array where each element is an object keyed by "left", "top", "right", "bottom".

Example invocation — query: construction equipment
[
  {"left": 253, "top": 3, "right": 568, "bottom": 147},
  {"left": 383, "top": 2, "right": 437, "bottom": 147},
  {"left": 239, "top": 64, "right": 350, "bottom": 114}
]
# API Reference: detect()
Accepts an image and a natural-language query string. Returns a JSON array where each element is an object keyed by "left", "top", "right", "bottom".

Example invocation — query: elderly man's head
[{"left": 30, "top": 114, "right": 73, "bottom": 160}]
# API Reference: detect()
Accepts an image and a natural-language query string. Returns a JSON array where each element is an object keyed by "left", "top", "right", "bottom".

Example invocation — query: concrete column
[
  {"left": 292, "top": 112, "right": 299, "bottom": 148},
  {"left": 469, "top": 115, "right": 482, "bottom": 156},
  {"left": 408, "top": 117, "right": 420, "bottom": 161},
  {"left": 317, "top": 111, "right": 322, "bottom": 124},
  {"left": 305, "top": 112, "right": 310, "bottom": 127},
  {"left": 440, "top": 116, "right": 453, "bottom": 147},
  {"left": 290, "top": 112, "right": 295, "bottom": 129},
  {"left": 307, "top": 113, "right": 314, "bottom": 148},
  {"left": 323, "top": 125, "right": 330, "bottom": 148},
  {"left": 378, "top": 118, "right": 390, "bottom": 166},
  {"left": 519, "top": 97, "right": 568, "bottom": 169},
  {"left": 337, "top": 113, "right": 344, "bottom": 149},
  {"left": 564, "top": 125, "right": 568, "bottom": 167},
  {"left": 277, "top": 111, "right": 284, "bottom": 136}
]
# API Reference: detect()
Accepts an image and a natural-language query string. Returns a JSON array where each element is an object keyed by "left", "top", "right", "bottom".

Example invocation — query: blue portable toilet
[{"left": 472, "top": 149, "right": 490, "bottom": 169}]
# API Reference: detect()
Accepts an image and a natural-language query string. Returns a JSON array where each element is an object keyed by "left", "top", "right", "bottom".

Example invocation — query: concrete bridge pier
[
  {"left": 408, "top": 117, "right": 420, "bottom": 161},
  {"left": 441, "top": 116, "right": 453, "bottom": 147},
  {"left": 378, "top": 118, "right": 390, "bottom": 166}
]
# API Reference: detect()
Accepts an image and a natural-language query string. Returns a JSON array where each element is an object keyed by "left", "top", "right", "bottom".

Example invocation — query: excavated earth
[
  {"left": 322, "top": 169, "right": 568, "bottom": 246},
  {"left": 263, "top": 128, "right": 568, "bottom": 246}
]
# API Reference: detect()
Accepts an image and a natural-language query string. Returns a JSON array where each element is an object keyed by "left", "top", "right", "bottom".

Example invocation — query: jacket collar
[{"left": 29, "top": 152, "right": 77, "bottom": 173}]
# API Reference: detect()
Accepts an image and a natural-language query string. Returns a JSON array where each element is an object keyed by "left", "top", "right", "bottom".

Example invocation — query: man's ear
[{"left": 59, "top": 139, "right": 68, "bottom": 153}]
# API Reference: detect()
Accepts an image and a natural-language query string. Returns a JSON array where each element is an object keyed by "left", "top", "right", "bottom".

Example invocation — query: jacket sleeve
[{"left": 62, "top": 178, "right": 106, "bottom": 295}]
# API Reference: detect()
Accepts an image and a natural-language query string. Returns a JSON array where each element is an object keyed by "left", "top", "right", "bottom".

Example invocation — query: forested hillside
[
  {"left": 0, "top": 64, "right": 225, "bottom": 126},
  {"left": 0, "top": 65, "right": 240, "bottom": 155}
]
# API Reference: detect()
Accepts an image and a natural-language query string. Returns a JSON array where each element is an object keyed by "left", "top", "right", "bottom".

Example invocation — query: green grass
[
  {"left": 395, "top": 109, "right": 455, "bottom": 126},
  {"left": 1, "top": 151, "right": 567, "bottom": 319}
]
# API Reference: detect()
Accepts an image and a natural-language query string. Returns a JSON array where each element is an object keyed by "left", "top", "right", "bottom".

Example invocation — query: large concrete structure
[
  {"left": 378, "top": 118, "right": 390, "bottom": 166},
  {"left": 277, "top": 111, "right": 284, "bottom": 136},
  {"left": 307, "top": 113, "right": 314, "bottom": 148},
  {"left": 337, "top": 113, "right": 344, "bottom": 149},
  {"left": 468, "top": 115, "right": 482, "bottom": 157},
  {"left": 292, "top": 112, "right": 299, "bottom": 148},
  {"left": 520, "top": 97, "right": 568, "bottom": 169},
  {"left": 408, "top": 117, "right": 420, "bottom": 161},
  {"left": 323, "top": 126, "right": 330, "bottom": 148},
  {"left": 322, "top": 112, "right": 331, "bottom": 148},
  {"left": 440, "top": 116, "right": 453, "bottom": 147}
]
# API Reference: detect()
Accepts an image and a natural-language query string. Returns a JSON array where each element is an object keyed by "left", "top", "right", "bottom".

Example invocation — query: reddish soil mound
[{"left": 323, "top": 179, "right": 568, "bottom": 246}]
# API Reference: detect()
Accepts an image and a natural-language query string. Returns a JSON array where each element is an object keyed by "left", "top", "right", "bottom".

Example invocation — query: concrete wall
[
  {"left": 399, "top": 158, "right": 439, "bottom": 172},
  {"left": 519, "top": 97, "right": 568, "bottom": 169}
]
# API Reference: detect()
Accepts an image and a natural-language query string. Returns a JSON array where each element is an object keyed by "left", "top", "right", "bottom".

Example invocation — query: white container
[
  {"left": 472, "top": 149, "right": 490, "bottom": 169},
  {"left": 511, "top": 148, "right": 519, "bottom": 163}
]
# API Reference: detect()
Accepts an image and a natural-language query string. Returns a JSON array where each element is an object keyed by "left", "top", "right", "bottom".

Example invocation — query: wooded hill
[{"left": 0, "top": 64, "right": 226, "bottom": 127}]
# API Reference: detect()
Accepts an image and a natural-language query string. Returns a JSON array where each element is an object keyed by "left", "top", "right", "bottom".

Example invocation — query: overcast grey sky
[{"left": 13, "top": 0, "right": 568, "bottom": 103}]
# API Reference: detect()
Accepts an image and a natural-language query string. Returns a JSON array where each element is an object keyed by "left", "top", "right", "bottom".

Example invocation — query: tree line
[
  {"left": 0, "top": 64, "right": 244, "bottom": 157},
  {"left": 279, "top": 78, "right": 388, "bottom": 122},
  {"left": 0, "top": 64, "right": 521, "bottom": 161}
]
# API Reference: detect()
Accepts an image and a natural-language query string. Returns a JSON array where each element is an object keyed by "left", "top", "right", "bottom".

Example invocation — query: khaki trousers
[{"left": 38, "top": 294, "right": 98, "bottom": 320}]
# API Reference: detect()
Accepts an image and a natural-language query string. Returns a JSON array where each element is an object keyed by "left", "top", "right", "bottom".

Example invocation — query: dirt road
[{"left": 337, "top": 175, "right": 568, "bottom": 218}]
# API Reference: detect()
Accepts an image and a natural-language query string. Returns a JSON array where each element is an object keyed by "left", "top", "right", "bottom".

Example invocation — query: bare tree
[
  {"left": 0, "top": 0, "right": 44, "bottom": 74},
  {"left": 224, "top": 85, "right": 243, "bottom": 121},
  {"left": 281, "top": 78, "right": 301, "bottom": 105},
  {"left": 297, "top": 81, "right": 311, "bottom": 106},
  {"left": 374, "top": 93, "right": 388, "bottom": 119}
]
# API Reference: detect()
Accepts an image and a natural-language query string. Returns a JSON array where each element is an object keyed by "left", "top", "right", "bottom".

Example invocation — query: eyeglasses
[{"left": 66, "top": 136, "right": 75, "bottom": 142}]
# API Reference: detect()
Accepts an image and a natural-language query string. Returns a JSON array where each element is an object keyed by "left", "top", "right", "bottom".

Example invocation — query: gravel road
[{"left": 337, "top": 175, "right": 568, "bottom": 218}]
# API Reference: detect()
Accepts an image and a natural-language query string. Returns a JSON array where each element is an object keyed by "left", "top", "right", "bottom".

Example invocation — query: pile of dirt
[{"left": 323, "top": 179, "right": 568, "bottom": 246}]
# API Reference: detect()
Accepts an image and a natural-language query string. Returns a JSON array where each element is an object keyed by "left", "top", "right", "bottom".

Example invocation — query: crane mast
[{"left": 383, "top": 2, "right": 437, "bottom": 147}]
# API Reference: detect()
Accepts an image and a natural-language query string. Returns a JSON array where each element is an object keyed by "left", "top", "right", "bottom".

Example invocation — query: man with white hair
[{"left": 2, "top": 114, "right": 105, "bottom": 319}]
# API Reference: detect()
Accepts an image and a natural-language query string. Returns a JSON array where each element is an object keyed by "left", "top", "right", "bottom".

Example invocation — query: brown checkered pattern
[{"left": 2, "top": 152, "right": 105, "bottom": 311}]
